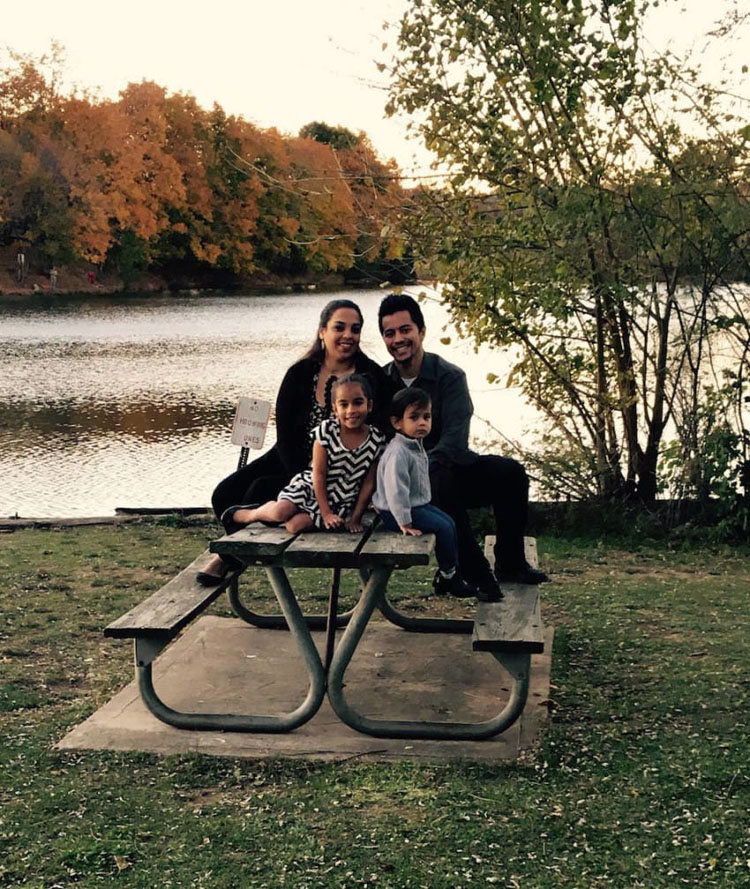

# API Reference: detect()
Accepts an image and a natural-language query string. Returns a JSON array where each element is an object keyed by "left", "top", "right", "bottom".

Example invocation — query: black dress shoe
[
  {"left": 463, "top": 571, "right": 504, "bottom": 602},
  {"left": 474, "top": 574, "right": 504, "bottom": 603},
  {"left": 196, "top": 562, "right": 230, "bottom": 587},
  {"left": 432, "top": 570, "right": 481, "bottom": 599},
  {"left": 496, "top": 565, "right": 549, "bottom": 585},
  {"left": 220, "top": 504, "right": 259, "bottom": 533}
]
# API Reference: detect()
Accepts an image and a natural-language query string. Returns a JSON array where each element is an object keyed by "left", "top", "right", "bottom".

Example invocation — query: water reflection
[
  {"left": 0, "top": 288, "right": 533, "bottom": 517},
  {"left": 0, "top": 398, "right": 237, "bottom": 445}
]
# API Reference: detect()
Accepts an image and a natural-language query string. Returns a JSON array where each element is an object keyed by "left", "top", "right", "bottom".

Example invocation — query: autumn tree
[
  {"left": 284, "top": 135, "right": 358, "bottom": 271},
  {"left": 0, "top": 49, "right": 408, "bottom": 287},
  {"left": 52, "top": 97, "right": 135, "bottom": 263},
  {"left": 0, "top": 45, "right": 75, "bottom": 260},
  {"left": 386, "top": 0, "right": 750, "bottom": 505},
  {"left": 0, "top": 44, "right": 63, "bottom": 128},
  {"left": 300, "top": 122, "right": 411, "bottom": 282}
]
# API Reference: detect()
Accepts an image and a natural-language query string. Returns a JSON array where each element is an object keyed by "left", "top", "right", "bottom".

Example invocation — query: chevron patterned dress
[{"left": 278, "top": 419, "right": 386, "bottom": 528}]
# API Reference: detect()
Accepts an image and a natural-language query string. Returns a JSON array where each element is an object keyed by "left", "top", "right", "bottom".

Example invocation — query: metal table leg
[
  {"left": 228, "top": 572, "right": 356, "bottom": 631},
  {"left": 357, "top": 566, "right": 474, "bottom": 634},
  {"left": 378, "top": 593, "right": 474, "bottom": 634},
  {"left": 328, "top": 568, "right": 531, "bottom": 740},
  {"left": 136, "top": 566, "right": 326, "bottom": 733}
]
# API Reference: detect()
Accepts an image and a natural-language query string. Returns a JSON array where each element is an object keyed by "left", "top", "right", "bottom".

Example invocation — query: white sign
[{"left": 231, "top": 397, "right": 271, "bottom": 449}]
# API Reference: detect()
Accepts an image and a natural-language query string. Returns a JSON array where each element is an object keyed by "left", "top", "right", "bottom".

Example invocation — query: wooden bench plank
[
  {"left": 104, "top": 550, "right": 234, "bottom": 640},
  {"left": 359, "top": 528, "right": 435, "bottom": 567},
  {"left": 473, "top": 586, "right": 544, "bottom": 652},
  {"left": 484, "top": 535, "right": 539, "bottom": 571},
  {"left": 472, "top": 536, "right": 545, "bottom": 653},
  {"left": 210, "top": 525, "right": 297, "bottom": 563}
]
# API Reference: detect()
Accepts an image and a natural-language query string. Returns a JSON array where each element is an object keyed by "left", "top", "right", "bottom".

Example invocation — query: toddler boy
[{"left": 373, "top": 388, "right": 502, "bottom": 601}]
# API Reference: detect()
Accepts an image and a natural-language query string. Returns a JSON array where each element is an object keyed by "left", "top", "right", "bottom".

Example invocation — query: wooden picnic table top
[
  {"left": 210, "top": 523, "right": 435, "bottom": 569},
  {"left": 104, "top": 525, "right": 542, "bottom": 741}
]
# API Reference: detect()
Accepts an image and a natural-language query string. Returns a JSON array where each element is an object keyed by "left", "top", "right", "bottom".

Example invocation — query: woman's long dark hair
[{"left": 302, "top": 299, "right": 364, "bottom": 362}]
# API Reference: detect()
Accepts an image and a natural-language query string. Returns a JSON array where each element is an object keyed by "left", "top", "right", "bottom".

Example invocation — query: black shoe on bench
[
  {"left": 496, "top": 564, "right": 549, "bottom": 585},
  {"left": 434, "top": 570, "right": 503, "bottom": 602},
  {"left": 196, "top": 561, "right": 230, "bottom": 587},
  {"left": 474, "top": 574, "right": 504, "bottom": 603},
  {"left": 432, "top": 570, "right": 479, "bottom": 599}
]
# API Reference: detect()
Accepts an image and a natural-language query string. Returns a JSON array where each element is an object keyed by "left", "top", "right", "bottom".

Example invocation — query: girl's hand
[
  {"left": 400, "top": 524, "right": 422, "bottom": 536},
  {"left": 346, "top": 517, "right": 363, "bottom": 533},
  {"left": 323, "top": 512, "right": 344, "bottom": 530}
]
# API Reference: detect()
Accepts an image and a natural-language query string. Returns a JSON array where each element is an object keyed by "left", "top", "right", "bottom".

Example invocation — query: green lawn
[{"left": 1, "top": 521, "right": 748, "bottom": 888}]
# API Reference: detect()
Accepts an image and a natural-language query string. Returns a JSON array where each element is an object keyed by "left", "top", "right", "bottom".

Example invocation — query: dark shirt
[
  {"left": 276, "top": 352, "right": 396, "bottom": 475},
  {"left": 384, "top": 352, "right": 478, "bottom": 468}
]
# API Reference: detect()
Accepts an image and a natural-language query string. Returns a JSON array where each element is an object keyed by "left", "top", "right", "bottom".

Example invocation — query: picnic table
[{"left": 105, "top": 523, "right": 544, "bottom": 741}]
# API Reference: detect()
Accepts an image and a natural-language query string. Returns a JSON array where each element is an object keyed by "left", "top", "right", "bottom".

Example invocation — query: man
[{"left": 378, "top": 293, "right": 548, "bottom": 598}]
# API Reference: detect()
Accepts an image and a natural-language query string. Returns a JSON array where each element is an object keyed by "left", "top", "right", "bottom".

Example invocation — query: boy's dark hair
[
  {"left": 331, "top": 372, "right": 372, "bottom": 402},
  {"left": 390, "top": 387, "right": 431, "bottom": 419},
  {"left": 378, "top": 293, "right": 425, "bottom": 333}
]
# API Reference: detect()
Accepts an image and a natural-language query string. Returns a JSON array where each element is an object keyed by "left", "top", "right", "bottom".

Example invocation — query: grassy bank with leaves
[{"left": 1, "top": 520, "right": 748, "bottom": 887}]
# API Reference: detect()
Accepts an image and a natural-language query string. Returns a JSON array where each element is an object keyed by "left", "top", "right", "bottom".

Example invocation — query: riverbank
[
  {"left": 0, "top": 265, "right": 358, "bottom": 298},
  {"left": 1, "top": 522, "right": 747, "bottom": 886},
  {"left": 0, "top": 246, "right": 413, "bottom": 298}
]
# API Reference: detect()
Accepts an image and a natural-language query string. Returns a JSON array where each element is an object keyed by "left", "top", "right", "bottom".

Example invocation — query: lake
[{"left": 1, "top": 287, "right": 536, "bottom": 517}]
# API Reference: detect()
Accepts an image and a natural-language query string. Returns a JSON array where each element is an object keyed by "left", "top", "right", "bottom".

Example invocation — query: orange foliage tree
[
  {"left": 299, "top": 122, "right": 410, "bottom": 281},
  {"left": 0, "top": 49, "right": 409, "bottom": 286}
]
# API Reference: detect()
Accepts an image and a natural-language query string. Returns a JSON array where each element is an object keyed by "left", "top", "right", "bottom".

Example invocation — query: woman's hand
[
  {"left": 323, "top": 512, "right": 344, "bottom": 530},
  {"left": 400, "top": 524, "right": 422, "bottom": 536},
  {"left": 346, "top": 516, "right": 363, "bottom": 533}
]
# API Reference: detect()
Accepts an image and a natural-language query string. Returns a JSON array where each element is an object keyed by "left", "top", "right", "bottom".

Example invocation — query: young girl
[
  {"left": 223, "top": 374, "right": 385, "bottom": 533},
  {"left": 372, "top": 388, "right": 501, "bottom": 601}
]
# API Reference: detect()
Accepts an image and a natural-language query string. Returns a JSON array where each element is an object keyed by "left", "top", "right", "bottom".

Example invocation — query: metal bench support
[
  {"left": 135, "top": 566, "right": 326, "bottom": 733},
  {"left": 327, "top": 567, "right": 532, "bottom": 740}
]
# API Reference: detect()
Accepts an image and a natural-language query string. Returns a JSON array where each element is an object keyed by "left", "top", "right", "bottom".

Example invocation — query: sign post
[{"left": 230, "top": 398, "right": 271, "bottom": 469}]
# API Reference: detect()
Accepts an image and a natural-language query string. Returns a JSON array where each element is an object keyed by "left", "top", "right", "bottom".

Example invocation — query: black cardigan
[{"left": 274, "top": 353, "right": 396, "bottom": 476}]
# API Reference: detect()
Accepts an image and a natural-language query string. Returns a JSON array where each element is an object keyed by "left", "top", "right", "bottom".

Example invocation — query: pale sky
[
  {"left": 3, "top": 0, "right": 429, "bottom": 173},
  {"left": 2, "top": 0, "right": 748, "bottom": 178}
]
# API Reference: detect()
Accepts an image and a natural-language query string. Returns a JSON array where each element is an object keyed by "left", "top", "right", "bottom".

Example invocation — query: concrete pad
[{"left": 58, "top": 616, "right": 553, "bottom": 763}]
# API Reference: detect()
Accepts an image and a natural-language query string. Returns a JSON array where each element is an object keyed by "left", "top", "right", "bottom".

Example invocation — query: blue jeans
[{"left": 378, "top": 504, "right": 458, "bottom": 572}]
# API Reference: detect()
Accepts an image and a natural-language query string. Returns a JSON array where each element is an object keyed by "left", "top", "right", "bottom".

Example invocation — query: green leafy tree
[
  {"left": 299, "top": 121, "right": 359, "bottom": 150},
  {"left": 106, "top": 229, "right": 150, "bottom": 288},
  {"left": 386, "top": 0, "right": 750, "bottom": 504}
]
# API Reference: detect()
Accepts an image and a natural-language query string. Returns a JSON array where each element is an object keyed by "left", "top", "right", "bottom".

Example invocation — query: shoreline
[
  {"left": 0, "top": 276, "right": 380, "bottom": 300},
  {"left": 0, "top": 260, "right": 418, "bottom": 300},
  {"left": 1, "top": 498, "right": 724, "bottom": 538},
  {"left": 0, "top": 279, "right": 412, "bottom": 300}
]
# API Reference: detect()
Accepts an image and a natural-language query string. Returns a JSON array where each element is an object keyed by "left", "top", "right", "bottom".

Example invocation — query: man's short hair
[
  {"left": 378, "top": 293, "right": 425, "bottom": 333},
  {"left": 390, "top": 387, "right": 431, "bottom": 420}
]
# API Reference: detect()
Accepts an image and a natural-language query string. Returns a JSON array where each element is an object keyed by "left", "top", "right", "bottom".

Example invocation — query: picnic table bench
[{"left": 105, "top": 523, "right": 544, "bottom": 741}]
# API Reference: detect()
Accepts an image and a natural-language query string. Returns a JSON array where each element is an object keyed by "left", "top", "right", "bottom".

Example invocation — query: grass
[{"left": 0, "top": 520, "right": 748, "bottom": 888}]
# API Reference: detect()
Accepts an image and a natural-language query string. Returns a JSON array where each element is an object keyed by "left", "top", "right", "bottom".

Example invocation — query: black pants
[
  {"left": 211, "top": 447, "right": 290, "bottom": 531},
  {"left": 429, "top": 455, "right": 529, "bottom": 582}
]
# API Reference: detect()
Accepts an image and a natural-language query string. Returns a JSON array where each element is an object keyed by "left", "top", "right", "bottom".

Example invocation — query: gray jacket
[
  {"left": 372, "top": 433, "right": 431, "bottom": 526},
  {"left": 384, "top": 352, "right": 479, "bottom": 468}
]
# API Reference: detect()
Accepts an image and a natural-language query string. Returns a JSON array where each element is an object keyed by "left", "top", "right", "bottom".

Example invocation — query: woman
[{"left": 198, "top": 298, "right": 394, "bottom": 584}]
